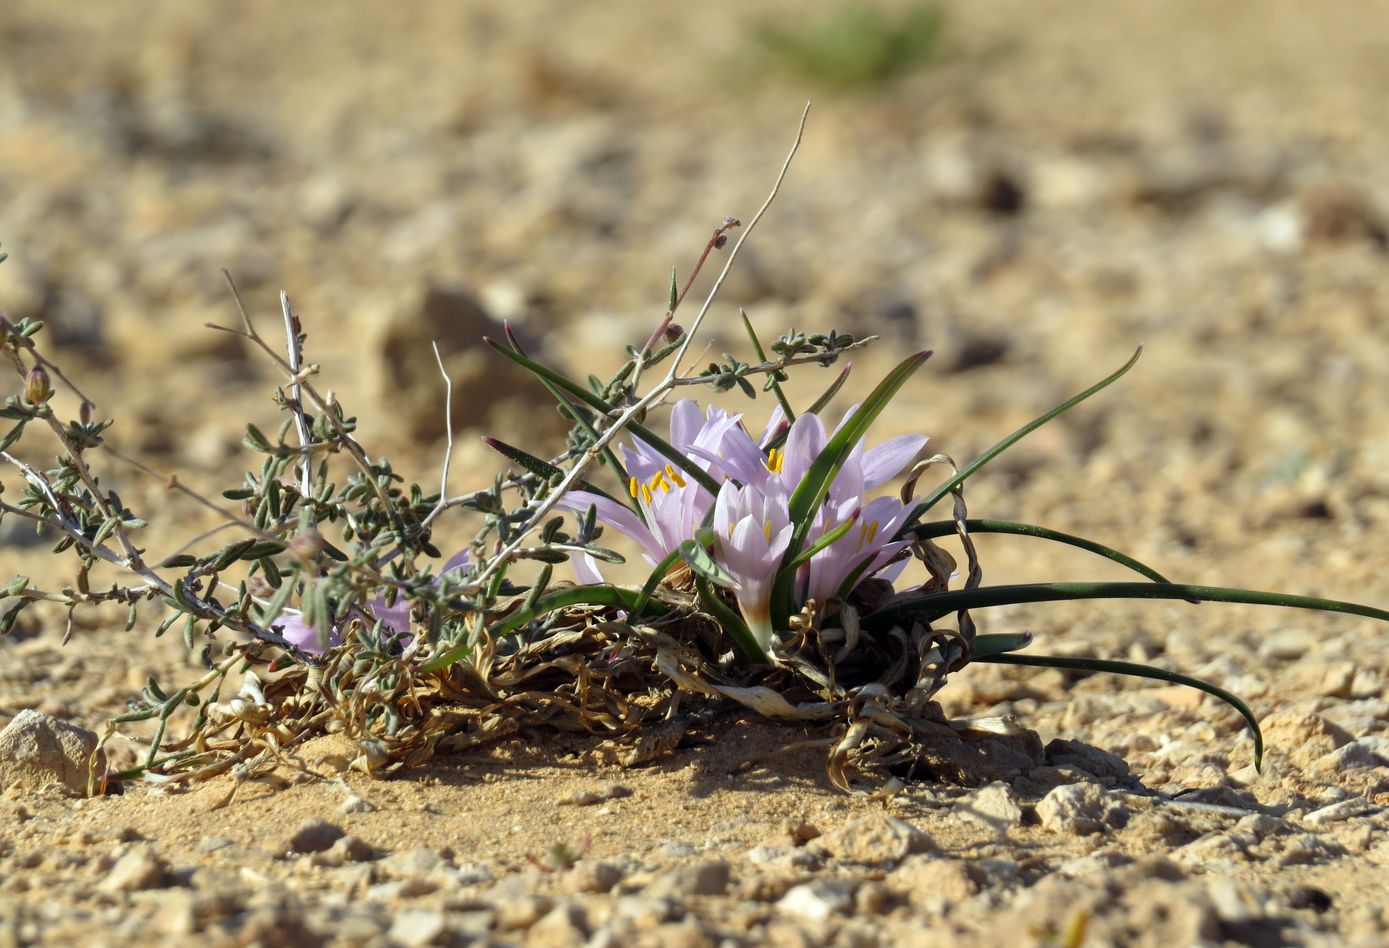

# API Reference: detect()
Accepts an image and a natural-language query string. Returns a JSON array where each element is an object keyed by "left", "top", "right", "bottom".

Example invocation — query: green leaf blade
[{"left": 978, "top": 652, "right": 1264, "bottom": 769}]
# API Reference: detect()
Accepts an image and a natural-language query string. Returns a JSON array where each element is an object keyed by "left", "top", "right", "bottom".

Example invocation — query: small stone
[
  {"left": 647, "top": 859, "right": 731, "bottom": 898},
  {"left": 963, "top": 781, "right": 1024, "bottom": 831},
  {"left": 1206, "top": 877, "right": 1266, "bottom": 923},
  {"left": 340, "top": 794, "right": 375, "bottom": 814},
  {"left": 0, "top": 709, "right": 107, "bottom": 797},
  {"left": 328, "top": 834, "right": 377, "bottom": 863},
  {"left": 1286, "top": 885, "right": 1333, "bottom": 913},
  {"left": 783, "top": 819, "right": 822, "bottom": 845},
  {"left": 1305, "top": 799, "right": 1376, "bottom": 825},
  {"left": 746, "top": 845, "right": 821, "bottom": 871},
  {"left": 387, "top": 910, "right": 448, "bottom": 947},
  {"left": 494, "top": 896, "right": 553, "bottom": 932},
  {"left": 1313, "top": 738, "right": 1389, "bottom": 772},
  {"left": 1276, "top": 833, "right": 1346, "bottom": 867},
  {"left": 1037, "top": 783, "right": 1107, "bottom": 835},
  {"left": 1262, "top": 712, "right": 1352, "bottom": 769},
  {"left": 524, "top": 903, "right": 589, "bottom": 948},
  {"left": 99, "top": 844, "right": 170, "bottom": 892},
  {"left": 1044, "top": 739, "right": 1131, "bottom": 782},
  {"left": 562, "top": 860, "right": 623, "bottom": 894},
  {"left": 379, "top": 847, "right": 448, "bottom": 879},
  {"left": 855, "top": 880, "right": 895, "bottom": 916},
  {"left": 778, "top": 879, "right": 858, "bottom": 921},
  {"left": 814, "top": 813, "right": 931, "bottom": 866},
  {"left": 282, "top": 818, "right": 346, "bottom": 854},
  {"left": 890, "top": 855, "right": 983, "bottom": 909}
]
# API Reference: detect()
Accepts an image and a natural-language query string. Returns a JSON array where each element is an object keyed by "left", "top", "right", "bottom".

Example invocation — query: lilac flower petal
[
  {"left": 275, "top": 611, "right": 329, "bottom": 655},
  {"left": 571, "top": 551, "right": 605, "bottom": 586},
  {"left": 781, "top": 412, "right": 827, "bottom": 487},
  {"left": 555, "top": 490, "right": 665, "bottom": 562},
  {"left": 439, "top": 549, "right": 472, "bottom": 576},
  {"left": 669, "top": 399, "right": 705, "bottom": 450},
  {"left": 862, "top": 435, "right": 930, "bottom": 489},
  {"left": 759, "top": 405, "right": 787, "bottom": 446}
]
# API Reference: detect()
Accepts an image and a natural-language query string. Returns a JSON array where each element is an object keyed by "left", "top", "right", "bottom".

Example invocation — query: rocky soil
[{"left": 3, "top": 1, "right": 1389, "bottom": 945}]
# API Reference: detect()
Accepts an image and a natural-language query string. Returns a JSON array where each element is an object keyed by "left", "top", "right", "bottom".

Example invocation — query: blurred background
[{"left": 2, "top": 0, "right": 1387, "bottom": 608}]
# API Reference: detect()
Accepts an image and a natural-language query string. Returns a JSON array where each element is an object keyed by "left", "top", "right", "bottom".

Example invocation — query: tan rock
[{"left": 0, "top": 710, "right": 106, "bottom": 797}]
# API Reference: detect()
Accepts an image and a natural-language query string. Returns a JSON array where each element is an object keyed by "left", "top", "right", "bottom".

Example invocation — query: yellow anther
[
  {"left": 628, "top": 476, "right": 640, "bottom": 498},
  {"left": 765, "top": 448, "right": 785, "bottom": 473},
  {"left": 652, "top": 470, "right": 669, "bottom": 493},
  {"left": 666, "top": 464, "right": 687, "bottom": 487},
  {"left": 763, "top": 519, "right": 773, "bottom": 541},
  {"left": 641, "top": 483, "right": 653, "bottom": 504}
]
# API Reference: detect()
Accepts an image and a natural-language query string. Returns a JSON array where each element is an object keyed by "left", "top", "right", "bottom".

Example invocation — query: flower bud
[{"left": 24, "top": 365, "right": 51, "bottom": 405}]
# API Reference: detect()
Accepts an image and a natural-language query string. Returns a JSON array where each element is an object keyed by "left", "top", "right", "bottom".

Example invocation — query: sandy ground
[{"left": 2, "top": 1, "right": 1389, "bottom": 944}]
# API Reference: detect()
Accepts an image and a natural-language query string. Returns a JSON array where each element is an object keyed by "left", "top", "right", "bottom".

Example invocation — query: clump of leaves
[{"left": 754, "top": 4, "right": 947, "bottom": 90}]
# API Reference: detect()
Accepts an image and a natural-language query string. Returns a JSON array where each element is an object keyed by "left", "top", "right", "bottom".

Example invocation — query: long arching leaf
[
  {"left": 906, "top": 519, "right": 1176, "bottom": 585},
  {"left": 899, "top": 346, "right": 1142, "bottom": 530},
  {"left": 976, "top": 652, "right": 1264, "bottom": 768},
  {"left": 862, "top": 581, "right": 1389, "bottom": 630}
]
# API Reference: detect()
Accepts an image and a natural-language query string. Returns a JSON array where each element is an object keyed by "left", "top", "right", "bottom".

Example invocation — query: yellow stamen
[
  {"left": 628, "top": 476, "right": 639, "bottom": 498},
  {"left": 652, "top": 470, "right": 669, "bottom": 493},
  {"left": 763, "top": 518, "right": 773, "bottom": 541},
  {"left": 855, "top": 520, "right": 882, "bottom": 553},
  {"left": 666, "top": 464, "right": 686, "bottom": 487},
  {"left": 641, "top": 483, "right": 653, "bottom": 504},
  {"left": 765, "top": 448, "right": 785, "bottom": 473}
]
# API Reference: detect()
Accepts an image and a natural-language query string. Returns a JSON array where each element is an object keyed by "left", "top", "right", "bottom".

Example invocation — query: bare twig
[
  {"left": 667, "top": 101, "right": 810, "bottom": 379},
  {"left": 212, "top": 272, "right": 406, "bottom": 540},
  {"left": 459, "top": 103, "right": 812, "bottom": 598},
  {"left": 421, "top": 341, "right": 455, "bottom": 531},
  {"left": 280, "top": 291, "right": 314, "bottom": 500}
]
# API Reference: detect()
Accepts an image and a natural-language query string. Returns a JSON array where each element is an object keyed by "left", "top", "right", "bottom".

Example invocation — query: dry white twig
[{"left": 459, "top": 102, "right": 812, "bottom": 597}]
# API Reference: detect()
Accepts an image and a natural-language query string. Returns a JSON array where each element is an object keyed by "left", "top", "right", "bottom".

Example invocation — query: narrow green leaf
[
  {"left": 159, "top": 554, "right": 199, "bottom": 569},
  {"left": 244, "top": 424, "right": 272, "bottom": 452},
  {"left": 972, "top": 632, "right": 1033, "bottom": 658},
  {"left": 906, "top": 519, "right": 1175, "bottom": 585},
  {"left": 483, "top": 437, "right": 630, "bottom": 510},
  {"left": 484, "top": 339, "right": 722, "bottom": 497},
  {"left": 779, "top": 512, "right": 858, "bottom": 574},
  {"left": 242, "top": 540, "right": 287, "bottom": 560},
  {"left": 900, "top": 347, "right": 1142, "bottom": 530},
  {"left": 213, "top": 539, "right": 258, "bottom": 571},
  {"left": 805, "top": 364, "right": 852, "bottom": 415},
  {"left": 485, "top": 436, "right": 564, "bottom": 480},
  {"left": 258, "top": 574, "right": 297, "bottom": 629},
  {"left": 2, "top": 575, "right": 30, "bottom": 597},
  {"left": 0, "top": 421, "right": 24, "bottom": 453},
  {"left": 862, "top": 581, "right": 1389, "bottom": 631},
  {"left": 678, "top": 535, "right": 738, "bottom": 589},
  {"left": 0, "top": 599, "right": 27, "bottom": 636},
  {"left": 742, "top": 309, "right": 795, "bottom": 422},
  {"left": 523, "top": 565, "right": 553, "bottom": 610},
  {"left": 668, "top": 266, "right": 679, "bottom": 313},
  {"left": 633, "top": 547, "right": 683, "bottom": 619},
  {"left": 977, "top": 652, "right": 1264, "bottom": 769}
]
